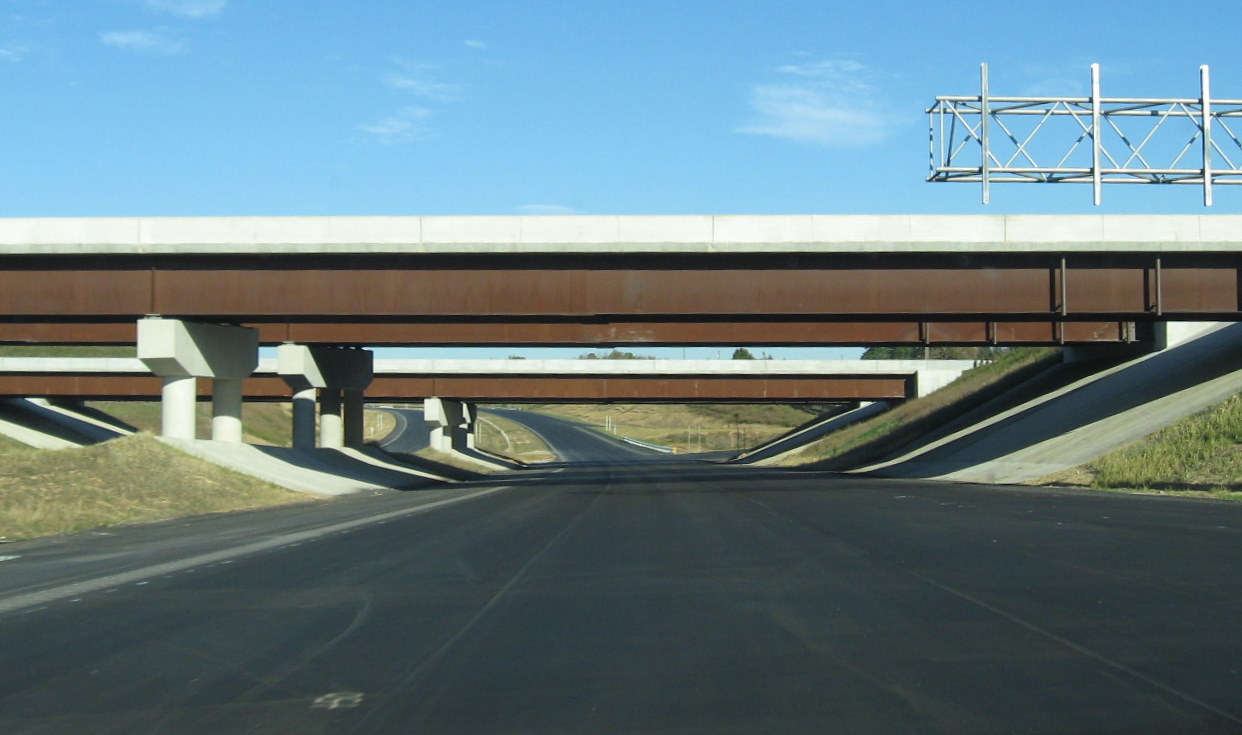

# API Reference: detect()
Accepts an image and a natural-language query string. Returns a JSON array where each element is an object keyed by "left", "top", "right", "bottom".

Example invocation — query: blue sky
[{"left": 3, "top": 0, "right": 1240, "bottom": 358}]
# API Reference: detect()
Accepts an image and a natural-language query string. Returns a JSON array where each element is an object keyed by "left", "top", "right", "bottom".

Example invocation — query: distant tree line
[
  {"left": 579, "top": 349, "right": 654, "bottom": 360},
  {"left": 576, "top": 348, "right": 773, "bottom": 360},
  {"left": 860, "top": 346, "right": 1005, "bottom": 360}
]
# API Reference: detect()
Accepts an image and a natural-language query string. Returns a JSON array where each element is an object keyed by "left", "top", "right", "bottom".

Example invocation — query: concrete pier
[
  {"left": 277, "top": 345, "right": 373, "bottom": 449},
  {"left": 137, "top": 318, "right": 258, "bottom": 442}
]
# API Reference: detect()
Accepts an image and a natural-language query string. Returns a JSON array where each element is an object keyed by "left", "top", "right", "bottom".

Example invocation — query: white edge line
[{"left": 0, "top": 486, "right": 510, "bottom": 616}]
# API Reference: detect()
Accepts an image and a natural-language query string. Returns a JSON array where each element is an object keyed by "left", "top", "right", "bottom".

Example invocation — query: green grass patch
[
  {"left": 0, "top": 345, "right": 135, "bottom": 357},
  {"left": 1084, "top": 393, "right": 1242, "bottom": 494},
  {"left": 0, "top": 434, "right": 312, "bottom": 540},
  {"left": 781, "top": 348, "right": 1061, "bottom": 468}
]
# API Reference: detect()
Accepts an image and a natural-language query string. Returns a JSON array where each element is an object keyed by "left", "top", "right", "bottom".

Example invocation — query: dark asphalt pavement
[{"left": 3, "top": 455, "right": 1242, "bottom": 732}]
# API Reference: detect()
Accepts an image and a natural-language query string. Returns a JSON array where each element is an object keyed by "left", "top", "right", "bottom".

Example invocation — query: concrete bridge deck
[
  {"left": 3, "top": 214, "right": 1241, "bottom": 254},
  {"left": 4, "top": 214, "right": 1237, "bottom": 347}
]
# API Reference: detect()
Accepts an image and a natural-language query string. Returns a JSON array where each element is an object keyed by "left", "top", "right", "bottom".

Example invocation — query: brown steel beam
[
  {"left": 0, "top": 374, "right": 910, "bottom": 402},
  {"left": 0, "top": 319, "right": 1136, "bottom": 347},
  {"left": 0, "top": 253, "right": 1237, "bottom": 321}
]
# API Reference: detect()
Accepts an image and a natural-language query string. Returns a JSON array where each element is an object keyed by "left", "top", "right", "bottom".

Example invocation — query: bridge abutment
[{"left": 1062, "top": 322, "right": 1224, "bottom": 363}]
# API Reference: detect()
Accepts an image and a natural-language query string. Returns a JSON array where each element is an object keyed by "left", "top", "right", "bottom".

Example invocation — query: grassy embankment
[
  {"left": 0, "top": 345, "right": 306, "bottom": 539},
  {"left": 776, "top": 348, "right": 1062, "bottom": 468},
  {"left": 86, "top": 401, "right": 398, "bottom": 448},
  {"left": 524, "top": 403, "right": 821, "bottom": 452},
  {"left": 474, "top": 412, "right": 555, "bottom": 462},
  {"left": 1041, "top": 393, "right": 1242, "bottom": 499},
  {"left": 0, "top": 345, "right": 135, "bottom": 357},
  {"left": 0, "top": 434, "right": 310, "bottom": 541}
]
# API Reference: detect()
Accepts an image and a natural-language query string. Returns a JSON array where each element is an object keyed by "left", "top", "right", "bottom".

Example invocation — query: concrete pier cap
[
  {"left": 275, "top": 344, "right": 374, "bottom": 392},
  {"left": 276, "top": 344, "right": 373, "bottom": 449},
  {"left": 137, "top": 317, "right": 259, "bottom": 442},
  {"left": 138, "top": 318, "right": 258, "bottom": 380}
]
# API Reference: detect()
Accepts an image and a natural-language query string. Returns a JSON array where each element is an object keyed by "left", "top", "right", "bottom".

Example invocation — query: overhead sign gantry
[{"left": 928, "top": 64, "right": 1242, "bottom": 205}]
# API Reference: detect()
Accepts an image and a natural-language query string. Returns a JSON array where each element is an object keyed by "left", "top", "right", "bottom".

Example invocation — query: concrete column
[
  {"left": 161, "top": 375, "right": 198, "bottom": 440},
  {"left": 139, "top": 318, "right": 258, "bottom": 441},
  {"left": 424, "top": 396, "right": 464, "bottom": 451},
  {"left": 211, "top": 378, "right": 244, "bottom": 443},
  {"left": 343, "top": 389, "right": 365, "bottom": 448},
  {"left": 320, "top": 389, "right": 344, "bottom": 449},
  {"left": 291, "top": 386, "right": 317, "bottom": 449},
  {"left": 461, "top": 402, "right": 478, "bottom": 450},
  {"left": 277, "top": 344, "right": 373, "bottom": 451}
]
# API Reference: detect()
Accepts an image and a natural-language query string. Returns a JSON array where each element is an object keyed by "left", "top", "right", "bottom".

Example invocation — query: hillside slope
[{"left": 861, "top": 324, "right": 1242, "bottom": 483}]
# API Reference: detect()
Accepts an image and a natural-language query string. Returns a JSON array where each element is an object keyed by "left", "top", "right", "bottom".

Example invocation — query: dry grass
[
  {"left": 88, "top": 401, "right": 296, "bottom": 447},
  {"left": 362, "top": 409, "right": 397, "bottom": 444},
  {"left": 0, "top": 433, "right": 28, "bottom": 453},
  {"left": 410, "top": 447, "right": 499, "bottom": 473},
  {"left": 0, "top": 434, "right": 312, "bottom": 540},
  {"left": 779, "top": 348, "right": 1062, "bottom": 467},
  {"left": 1066, "top": 393, "right": 1242, "bottom": 497},
  {"left": 475, "top": 413, "right": 555, "bottom": 462}
]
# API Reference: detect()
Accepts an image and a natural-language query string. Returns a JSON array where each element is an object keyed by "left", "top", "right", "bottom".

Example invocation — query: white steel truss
[{"left": 928, "top": 64, "right": 1242, "bottom": 205}]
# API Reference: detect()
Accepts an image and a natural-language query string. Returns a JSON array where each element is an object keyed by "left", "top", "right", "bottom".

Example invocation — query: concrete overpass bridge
[
  {"left": 1, "top": 213, "right": 1237, "bottom": 451},
  {"left": 3, "top": 214, "right": 1239, "bottom": 348},
  {"left": 0, "top": 355, "right": 975, "bottom": 453}
]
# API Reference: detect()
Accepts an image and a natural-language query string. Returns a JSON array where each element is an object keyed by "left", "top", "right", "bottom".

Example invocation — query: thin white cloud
[
  {"left": 739, "top": 58, "right": 891, "bottom": 147},
  {"left": 514, "top": 204, "right": 582, "bottom": 216},
  {"left": 100, "top": 28, "right": 185, "bottom": 55},
  {"left": 360, "top": 59, "right": 467, "bottom": 143},
  {"left": 384, "top": 60, "right": 463, "bottom": 101},
  {"left": 141, "top": 0, "right": 226, "bottom": 19},
  {"left": 357, "top": 107, "right": 433, "bottom": 144},
  {"left": 464, "top": 39, "right": 487, "bottom": 50},
  {"left": 0, "top": 44, "right": 27, "bottom": 62}
]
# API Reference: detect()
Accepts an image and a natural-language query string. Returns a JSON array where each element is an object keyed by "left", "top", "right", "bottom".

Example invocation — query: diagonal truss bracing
[{"left": 928, "top": 64, "right": 1242, "bottom": 205}]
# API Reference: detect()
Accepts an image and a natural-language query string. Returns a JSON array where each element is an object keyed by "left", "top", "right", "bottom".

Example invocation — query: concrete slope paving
[
  {"left": 862, "top": 323, "right": 1242, "bottom": 483},
  {"left": 0, "top": 398, "right": 133, "bottom": 449}
]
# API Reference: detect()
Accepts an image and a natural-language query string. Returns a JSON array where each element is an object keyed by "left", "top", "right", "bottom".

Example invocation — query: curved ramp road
[
  {"left": 2, "top": 460, "right": 1242, "bottom": 732},
  {"left": 376, "top": 406, "right": 675, "bottom": 465},
  {"left": 487, "top": 407, "right": 678, "bottom": 464}
]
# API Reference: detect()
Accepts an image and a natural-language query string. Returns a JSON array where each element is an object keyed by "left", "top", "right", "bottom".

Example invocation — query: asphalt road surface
[
  {"left": 375, "top": 405, "right": 672, "bottom": 465},
  {"left": 3, "top": 441, "right": 1242, "bottom": 732}
]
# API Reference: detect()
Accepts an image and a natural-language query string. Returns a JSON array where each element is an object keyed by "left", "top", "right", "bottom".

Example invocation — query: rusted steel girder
[
  {"left": 0, "top": 319, "right": 1135, "bottom": 346},
  {"left": 0, "top": 374, "right": 909, "bottom": 402},
  {"left": 0, "top": 252, "right": 1236, "bottom": 321}
]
